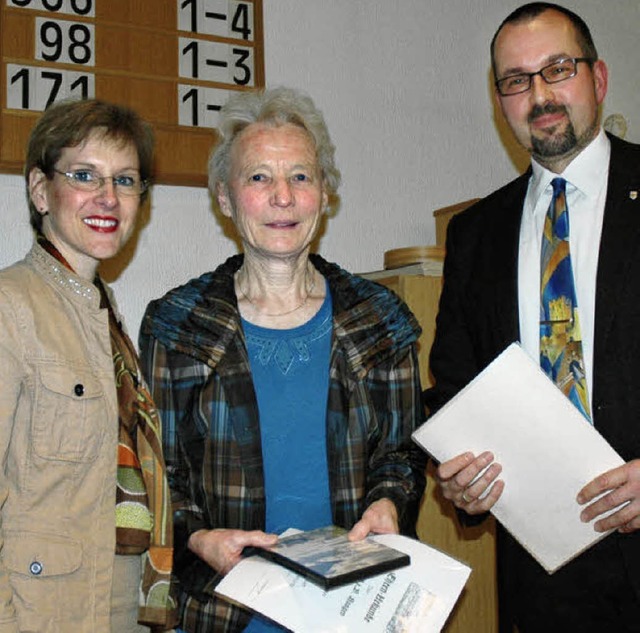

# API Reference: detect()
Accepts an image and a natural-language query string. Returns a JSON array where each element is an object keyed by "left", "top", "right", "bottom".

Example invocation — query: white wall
[{"left": 1, "top": 0, "right": 638, "bottom": 344}]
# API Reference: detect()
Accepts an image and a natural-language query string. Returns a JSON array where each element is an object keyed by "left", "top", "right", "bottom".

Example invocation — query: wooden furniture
[
  {"left": 364, "top": 246, "right": 499, "bottom": 632},
  {"left": 0, "top": 0, "right": 264, "bottom": 185},
  {"left": 433, "top": 198, "right": 480, "bottom": 246}
]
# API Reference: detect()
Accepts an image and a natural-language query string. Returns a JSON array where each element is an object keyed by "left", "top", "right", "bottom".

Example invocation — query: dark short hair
[
  {"left": 25, "top": 99, "right": 155, "bottom": 231},
  {"left": 490, "top": 3, "right": 598, "bottom": 77}
]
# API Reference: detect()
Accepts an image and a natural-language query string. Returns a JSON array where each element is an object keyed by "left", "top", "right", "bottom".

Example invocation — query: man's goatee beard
[
  {"left": 532, "top": 124, "right": 578, "bottom": 157},
  {"left": 528, "top": 104, "right": 598, "bottom": 161}
]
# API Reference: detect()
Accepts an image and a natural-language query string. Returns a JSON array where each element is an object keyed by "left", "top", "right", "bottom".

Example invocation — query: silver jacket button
[{"left": 29, "top": 561, "right": 43, "bottom": 576}]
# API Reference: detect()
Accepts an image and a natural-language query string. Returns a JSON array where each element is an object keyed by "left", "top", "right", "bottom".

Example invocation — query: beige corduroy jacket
[{"left": 0, "top": 242, "right": 119, "bottom": 632}]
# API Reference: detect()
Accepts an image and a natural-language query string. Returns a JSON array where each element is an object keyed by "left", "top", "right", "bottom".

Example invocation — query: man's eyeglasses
[
  {"left": 53, "top": 169, "right": 149, "bottom": 196},
  {"left": 495, "top": 57, "right": 594, "bottom": 96}
]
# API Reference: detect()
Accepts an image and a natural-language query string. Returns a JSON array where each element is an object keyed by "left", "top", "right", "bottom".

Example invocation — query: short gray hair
[{"left": 208, "top": 87, "right": 341, "bottom": 200}]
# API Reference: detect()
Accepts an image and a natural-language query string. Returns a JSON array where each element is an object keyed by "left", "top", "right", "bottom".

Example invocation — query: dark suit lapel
[
  {"left": 595, "top": 137, "right": 640, "bottom": 343},
  {"left": 486, "top": 174, "right": 529, "bottom": 345}
]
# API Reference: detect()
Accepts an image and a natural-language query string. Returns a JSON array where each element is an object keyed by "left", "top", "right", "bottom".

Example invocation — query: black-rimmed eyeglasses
[
  {"left": 495, "top": 57, "right": 594, "bottom": 96},
  {"left": 53, "top": 168, "right": 149, "bottom": 196}
]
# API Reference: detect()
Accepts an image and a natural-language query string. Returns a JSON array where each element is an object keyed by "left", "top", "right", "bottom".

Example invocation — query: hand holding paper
[
  {"left": 578, "top": 458, "right": 640, "bottom": 534},
  {"left": 216, "top": 531, "right": 471, "bottom": 632},
  {"left": 413, "top": 343, "right": 627, "bottom": 573},
  {"left": 188, "top": 528, "right": 278, "bottom": 575},
  {"left": 435, "top": 450, "right": 504, "bottom": 514},
  {"left": 348, "top": 497, "right": 399, "bottom": 540}
]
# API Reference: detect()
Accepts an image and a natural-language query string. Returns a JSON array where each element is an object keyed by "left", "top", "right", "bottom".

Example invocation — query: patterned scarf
[{"left": 37, "top": 234, "right": 176, "bottom": 628}]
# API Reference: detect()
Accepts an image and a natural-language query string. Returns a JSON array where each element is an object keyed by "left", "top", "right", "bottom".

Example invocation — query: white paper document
[
  {"left": 216, "top": 533, "right": 471, "bottom": 632},
  {"left": 413, "top": 343, "right": 625, "bottom": 573}
]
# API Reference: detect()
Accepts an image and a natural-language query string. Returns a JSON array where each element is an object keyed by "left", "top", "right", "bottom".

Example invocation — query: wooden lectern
[{"left": 361, "top": 198, "right": 498, "bottom": 632}]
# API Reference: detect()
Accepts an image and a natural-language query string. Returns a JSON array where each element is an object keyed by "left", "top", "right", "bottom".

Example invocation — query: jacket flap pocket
[
  {"left": 3, "top": 531, "right": 82, "bottom": 577},
  {"left": 39, "top": 365, "right": 102, "bottom": 399}
]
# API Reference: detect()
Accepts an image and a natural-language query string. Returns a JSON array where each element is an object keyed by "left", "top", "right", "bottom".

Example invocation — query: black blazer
[
  {"left": 424, "top": 133, "right": 640, "bottom": 625},
  {"left": 426, "top": 133, "right": 640, "bottom": 455}
]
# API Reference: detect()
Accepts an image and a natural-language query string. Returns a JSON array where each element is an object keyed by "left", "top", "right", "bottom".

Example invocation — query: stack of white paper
[{"left": 413, "top": 343, "right": 625, "bottom": 573}]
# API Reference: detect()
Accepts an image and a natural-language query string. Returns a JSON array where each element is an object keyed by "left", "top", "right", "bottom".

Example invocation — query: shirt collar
[{"left": 529, "top": 128, "right": 610, "bottom": 206}]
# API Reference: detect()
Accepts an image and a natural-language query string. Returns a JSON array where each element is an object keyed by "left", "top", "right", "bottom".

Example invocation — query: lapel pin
[{"left": 630, "top": 191, "right": 638, "bottom": 201}]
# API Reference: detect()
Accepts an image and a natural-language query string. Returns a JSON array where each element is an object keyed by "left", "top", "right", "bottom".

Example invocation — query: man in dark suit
[{"left": 424, "top": 3, "right": 640, "bottom": 632}]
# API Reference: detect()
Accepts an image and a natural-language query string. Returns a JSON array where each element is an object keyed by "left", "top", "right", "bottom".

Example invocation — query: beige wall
[{"left": 1, "top": 0, "right": 638, "bottom": 344}]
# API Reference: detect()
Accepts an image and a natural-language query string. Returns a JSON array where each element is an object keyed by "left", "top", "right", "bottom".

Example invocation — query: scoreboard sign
[{"left": 0, "top": 0, "right": 264, "bottom": 186}]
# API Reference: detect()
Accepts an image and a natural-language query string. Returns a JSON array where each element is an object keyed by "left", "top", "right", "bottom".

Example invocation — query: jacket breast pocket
[{"left": 33, "top": 363, "right": 106, "bottom": 462}]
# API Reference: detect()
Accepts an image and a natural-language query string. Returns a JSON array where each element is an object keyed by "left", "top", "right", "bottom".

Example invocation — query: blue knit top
[{"left": 242, "top": 287, "right": 333, "bottom": 632}]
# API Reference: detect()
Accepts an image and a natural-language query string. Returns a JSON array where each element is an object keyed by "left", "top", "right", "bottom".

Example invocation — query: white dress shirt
[{"left": 518, "top": 129, "right": 611, "bottom": 411}]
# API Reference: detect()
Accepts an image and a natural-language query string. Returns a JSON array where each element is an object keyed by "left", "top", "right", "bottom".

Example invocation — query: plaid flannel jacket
[{"left": 139, "top": 254, "right": 426, "bottom": 633}]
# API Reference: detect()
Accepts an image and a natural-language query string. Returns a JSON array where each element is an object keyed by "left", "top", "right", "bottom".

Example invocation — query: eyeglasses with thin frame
[
  {"left": 495, "top": 57, "right": 594, "bottom": 97},
  {"left": 52, "top": 168, "right": 149, "bottom": 196}
]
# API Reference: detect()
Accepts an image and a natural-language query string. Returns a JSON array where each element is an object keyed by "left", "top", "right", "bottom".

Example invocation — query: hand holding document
[
  {"left": 216, "top": 531, "right": 470, "bottom": 632},
  {"left": 413, "top": 343, "right": 625, "bottom": 573}
]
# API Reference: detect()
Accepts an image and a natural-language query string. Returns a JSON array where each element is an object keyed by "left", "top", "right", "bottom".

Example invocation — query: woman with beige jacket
[{"left": 0, "top": 99, "right": 175, "bottom": 632}]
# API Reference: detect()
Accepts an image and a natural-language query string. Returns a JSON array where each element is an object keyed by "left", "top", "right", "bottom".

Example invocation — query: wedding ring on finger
[{"left": 462, "top": 491, "right": 471, "bottom": 503}]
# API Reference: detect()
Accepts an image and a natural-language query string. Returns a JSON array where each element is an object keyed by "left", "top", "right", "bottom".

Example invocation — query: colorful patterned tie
[{"left": 540, "top": 177, "right": 591, "bottom": 421}]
